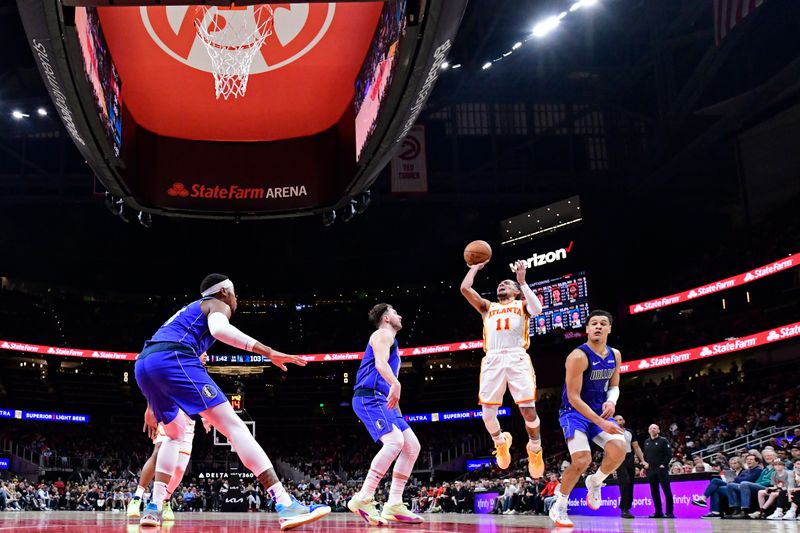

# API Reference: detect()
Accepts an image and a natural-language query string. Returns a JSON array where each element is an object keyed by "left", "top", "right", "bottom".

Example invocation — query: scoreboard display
[{"left": 528, "top": 272, "right": 590, "bottom": 336}]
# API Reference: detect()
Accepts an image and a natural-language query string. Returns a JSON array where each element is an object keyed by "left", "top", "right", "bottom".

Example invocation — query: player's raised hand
[
  {"left": 514, "top": 260, "right": 527, "bottom": 285},
  {"left": 200, "top": 352, "right": 208, "bottom": 365},
  {"left": 470, "top": 260, "right": 490, "bottom": 270},
  {"left": 266, "top": 348, "right": 308, "bottom": 371},
  {"left": 387, "top": 381, "right": 401, "bottom": 410},
  {"left": 598, "top": 418, "right": 624, "bottom": 435},
  {"left": 600, "top": 401, "right": 616, "bottom": 419}
]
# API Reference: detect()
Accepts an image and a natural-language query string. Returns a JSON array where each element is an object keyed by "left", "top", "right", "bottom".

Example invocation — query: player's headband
[{"left": 201, "top": 279, "right": 234, "bottom": 297}]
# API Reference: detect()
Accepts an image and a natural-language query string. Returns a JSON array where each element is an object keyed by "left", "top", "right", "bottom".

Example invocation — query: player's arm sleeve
[
  {"left": 207, "top": 312, "right": 257, "bottom": 352},
  {"left": 519, "top": 284, "right": 542, "bottom": 316}
]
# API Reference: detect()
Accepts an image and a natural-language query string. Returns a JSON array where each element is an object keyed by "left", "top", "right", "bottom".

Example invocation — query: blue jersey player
[
  {"left": 549, "top": 310, "right": 626, "bottom": 528},
  {"left": 134, "top": 273, "right": 330, "bottom": 530},
  {"left": 347, "top": 304, "right": 423, "bottom": 526}
]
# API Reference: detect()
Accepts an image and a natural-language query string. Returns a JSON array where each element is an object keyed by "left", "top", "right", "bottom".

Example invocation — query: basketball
[{"left": 464, "top": 240, "right": 492, "bottom": 266}]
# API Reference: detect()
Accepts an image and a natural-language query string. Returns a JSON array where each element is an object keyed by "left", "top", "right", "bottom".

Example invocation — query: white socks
[
  {"left": 267, "top": 482, "right": 293, "bottom": 507},
  {"left": 387, "top": 430, "right": 421, "bottom": 505},
  {"left": 134, "top": 486, "right": 145, "bottom": 499},
  {"left": 589, "top": 468, "right": 610, "bottom": 486},
  {"left": 555, "top": 489, "right": 568, "bottom": 509},
  {"left": 358, "top": 428, "right": 404, "bottom": 500},
  {"left": 152, "top": 481, "right": 167, "bottom": 511}
]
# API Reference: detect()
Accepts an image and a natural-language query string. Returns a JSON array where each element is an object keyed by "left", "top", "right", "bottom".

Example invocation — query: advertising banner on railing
[
  {"left": 569, "top": 478, "right": 710, "bottom": 519},
  {"left": 0, "top": 408, "right": 89, "bottom": 423},
  {"left": 2, "top": 322, "right": 798, "bottom": 375},
  {"left": 0, "top": 458, "right": 9, "bottom": 470},
  {"left": 404, "top": 407, "right": 510, "bottom": 424},
  {"left": 629, "top": 253, "right": 799, "bottom": 314},
  {"left": 618, "top": 321, "right": 800, "bottom": 374}
]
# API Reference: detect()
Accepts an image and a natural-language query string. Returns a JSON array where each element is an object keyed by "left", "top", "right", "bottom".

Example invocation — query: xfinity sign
[{"left": 510, "top": 241, "right": 574, "bottom": 271}]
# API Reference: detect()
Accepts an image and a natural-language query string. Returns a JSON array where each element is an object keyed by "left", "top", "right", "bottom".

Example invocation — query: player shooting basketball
[{"left": 460, "top": 258, "right": 545, "bottom": 479}]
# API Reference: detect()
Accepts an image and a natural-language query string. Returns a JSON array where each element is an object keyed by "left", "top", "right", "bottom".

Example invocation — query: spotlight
[
  {"left": 11, "top": 110, "right": 29, "bottom": 120},
  {"left": 481, "top": 62, "right": 492, "bottom": 70},
  {"left": 571, "top": 0, "right": 598, "bottom": 10},
  {"left": 340, "top": 200, "right": 356, "bottom": 223},
  {"left": 138, "top": 212, "right": 152, "bottom": 229},
  {"left": 355, "top": 191, "right": 372, "bottom": 214},
  {"left": 440, "top": 61, "right": 450, "bottom": 70},
  {"left": 322, "top": 210, "right": 336, "bottom": 227},
  {"left": 37, "top": 108, "right": 48, "bottom": 117},
  {"left": 532, "top": 15, "right": 561, "bottom": 37}
]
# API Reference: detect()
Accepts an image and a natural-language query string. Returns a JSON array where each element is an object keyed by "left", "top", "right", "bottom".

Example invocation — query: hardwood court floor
[{"left": 0, "top": 510, "right": 796, "bottom": 532}]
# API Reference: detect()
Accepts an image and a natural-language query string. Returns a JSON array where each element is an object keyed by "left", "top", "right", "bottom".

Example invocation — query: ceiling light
[{"left": 532, "top": 16, "right": 561, "bottom": 38}]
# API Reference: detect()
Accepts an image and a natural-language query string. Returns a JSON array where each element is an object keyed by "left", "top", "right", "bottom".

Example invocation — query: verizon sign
[
  {"left": 630, "top": 252, "right": 799, "bottom": 314},
  {"left": 510, "top": 241, "right": 574, "bottom": 272}
]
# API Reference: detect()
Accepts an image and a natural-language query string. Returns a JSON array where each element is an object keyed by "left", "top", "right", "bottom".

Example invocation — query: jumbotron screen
[
  {"left": 354, "top": 0, "right": 407, "bottom": 161},
  {"left": 75, "top": 7, "right": 122, "bottom": 157},
  {"left": 528, "top": 272, "right": 590, "bottom": 336}
]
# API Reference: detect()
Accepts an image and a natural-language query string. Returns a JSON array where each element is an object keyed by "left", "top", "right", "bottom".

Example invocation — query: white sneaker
[
  {"left": 585, "top": 474, "right": 604, "bottom": 511},
  {"left": 768, "top": 508, "right": 784, "bottom": 520},
  {"left": 549, "top": 503, "right": 573, "bottom": 528},
  {"left": 781, "top": 509, "right": 796, "bottom": 520},
  {"left": 749, "top": 510, "right": 763, "bottom": 519}
]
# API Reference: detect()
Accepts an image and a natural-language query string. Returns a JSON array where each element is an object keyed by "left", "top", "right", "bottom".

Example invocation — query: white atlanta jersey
[{"left": 483, "top": 300, "right": 530, "bottom": 352}]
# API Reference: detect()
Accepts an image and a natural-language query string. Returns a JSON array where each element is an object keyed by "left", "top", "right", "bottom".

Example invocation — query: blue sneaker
[
  {"left": 139, "top": 503, "right": 161, "bottom": 527},
  {"left": 276, "top": 496, "right": 331, "bottom": 531}
]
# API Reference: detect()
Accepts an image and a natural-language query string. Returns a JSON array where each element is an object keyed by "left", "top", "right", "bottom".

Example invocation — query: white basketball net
[{"left": 194, "top": 5, "right": 274, "bottom": 100}]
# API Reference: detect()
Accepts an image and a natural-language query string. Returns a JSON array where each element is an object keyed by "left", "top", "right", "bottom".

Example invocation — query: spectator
[
  {"left": 694, "top": 456, "right": 713, "bottom": 472},
  {"left": 501, "top": 479, "right": 517, "bottom": 514},
  {"left": 751, "top": 457, "right": 793, "bottom": 519},
  {"left": 692, "top": 456, "right": 744, "bottom": 517},
  {"left": 543, "top": 476, "right": 561, "bottom": 514},
  {"left": 728, "top": 449, "right": 774, "bottom": 517}
]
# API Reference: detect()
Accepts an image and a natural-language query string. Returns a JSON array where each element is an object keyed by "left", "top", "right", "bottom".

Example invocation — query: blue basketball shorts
[
  {"left": 352, "top": 390, "right": 409, "bottom": 442},
  {"left": 135, "top": 348, "right": 226, "bottom": 425},
  {"left": 559, "top": 408, "right": 623, "bottom": 451}
]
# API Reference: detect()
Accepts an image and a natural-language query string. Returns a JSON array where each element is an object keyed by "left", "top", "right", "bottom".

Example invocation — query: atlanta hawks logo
[{"left": 140, "top": 4, "right": 336, "bottom": 74}]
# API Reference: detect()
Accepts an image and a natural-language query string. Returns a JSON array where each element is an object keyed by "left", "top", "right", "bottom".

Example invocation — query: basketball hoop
[{"left": 194, "top": 5, "right": 274, "bottom": 100}]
